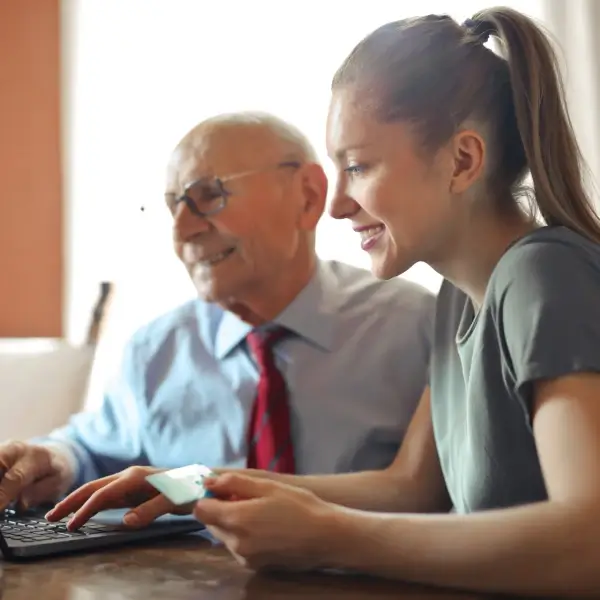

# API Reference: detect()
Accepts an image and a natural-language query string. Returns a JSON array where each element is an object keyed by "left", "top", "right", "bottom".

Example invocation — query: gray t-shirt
[{"left": 431, "top": 226, "right": 600, "bottom": 513}]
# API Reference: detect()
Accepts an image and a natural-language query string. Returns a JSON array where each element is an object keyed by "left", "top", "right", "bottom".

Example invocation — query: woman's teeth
[{"left": 359, "top": 225, "right": 384, "bottom": 242}]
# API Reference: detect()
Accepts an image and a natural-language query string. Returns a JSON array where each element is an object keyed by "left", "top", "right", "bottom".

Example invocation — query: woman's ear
[{"left": 449, "top": 128, "right": 486, "bottom": 194}]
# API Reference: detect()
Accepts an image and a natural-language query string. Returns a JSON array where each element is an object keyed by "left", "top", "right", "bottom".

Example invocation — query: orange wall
[{"left": 0, "top": 0, "right": 63, "bottom": 337}]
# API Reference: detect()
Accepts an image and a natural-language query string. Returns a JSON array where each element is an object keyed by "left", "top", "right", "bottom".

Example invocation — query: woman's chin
[
  {"left": 371, "top": 260, "right": 396, "bottom": 280},
  {"left": 371, "top": 253, "right": 411, "bottom": 280}
]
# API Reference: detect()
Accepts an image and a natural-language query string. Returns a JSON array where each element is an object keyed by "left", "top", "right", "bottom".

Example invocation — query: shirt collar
[{"left": 213, "top": 261, "right": 337, "bottom": 359}]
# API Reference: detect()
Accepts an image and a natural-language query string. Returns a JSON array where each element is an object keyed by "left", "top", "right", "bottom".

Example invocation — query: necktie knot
[{"left": 246, "top": 326, "right": 289, "bottom": 370}]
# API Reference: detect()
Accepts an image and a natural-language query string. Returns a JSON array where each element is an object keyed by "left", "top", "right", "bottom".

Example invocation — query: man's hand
[
  {"left": 0, "top": 441, "right": 75, "bottom": 511},
  {"left": 45, "top": 466, "right": 189, "bottom": 530}
]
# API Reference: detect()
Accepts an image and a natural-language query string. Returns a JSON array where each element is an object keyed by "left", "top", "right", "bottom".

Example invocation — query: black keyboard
[
  {"left": 0, "top": 508, "right": 121, "bottom": 543},
  {"left": 0, "top": 506, "right": 205, "bottom": 560}
]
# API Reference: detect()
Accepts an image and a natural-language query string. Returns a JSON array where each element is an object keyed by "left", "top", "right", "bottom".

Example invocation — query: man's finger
[
  {"left": 19, "top": 474, "right": 65, "bottom": 510},
  {"left": 0, "top": 441, "right": 26, "bottom": 473},
  {"left": 65, "top": 480, "right": 134, "bottom": 530},
  {"left": 122, "top": 494, "right": 180, "bottom": 528},
  {"left": 46, "top": 474, "right": 118, "bottom": 521},
  {"left": 203, "top": 473, "right": 277, "bottom": 500},
  {"left": 0, "top": 457, "right": 43, "bottom": 510}
]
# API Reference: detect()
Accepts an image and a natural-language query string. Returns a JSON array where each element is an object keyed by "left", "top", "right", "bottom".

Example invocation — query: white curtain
[{"left": 540, "top": 0, "right": 600, "bottom": 206}]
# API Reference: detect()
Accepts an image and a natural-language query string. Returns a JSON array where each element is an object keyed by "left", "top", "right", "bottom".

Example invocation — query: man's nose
[
  {"left": 328, "top": 184, "right": 360, "bottom": 221},
  {"left": 173, "top": 201, "right": 212, "bottom": 239}
]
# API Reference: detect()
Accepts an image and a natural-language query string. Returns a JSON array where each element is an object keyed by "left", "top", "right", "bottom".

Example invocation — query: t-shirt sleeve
[{"left": 494, "top": 238, "right": 600, "bottom": 398}]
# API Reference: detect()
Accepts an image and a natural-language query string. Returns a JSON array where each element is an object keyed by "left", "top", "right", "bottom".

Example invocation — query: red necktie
[{"left": 245, "top": 327, "right": 296, "bottom": 474}]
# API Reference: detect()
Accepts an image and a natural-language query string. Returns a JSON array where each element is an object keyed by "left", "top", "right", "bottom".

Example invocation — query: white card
[{"left": 145, "top": 464, "right": 216, "bottom": 505}]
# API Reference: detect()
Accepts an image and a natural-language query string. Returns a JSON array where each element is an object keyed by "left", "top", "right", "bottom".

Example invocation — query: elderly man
[{"left": 0, "top": 112, "right": 434, "bottom": 512}]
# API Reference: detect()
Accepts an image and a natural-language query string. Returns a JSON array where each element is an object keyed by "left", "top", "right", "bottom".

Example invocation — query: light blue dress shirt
[{"left": 43, "top": 260, "right": 435, "bottom": 488}]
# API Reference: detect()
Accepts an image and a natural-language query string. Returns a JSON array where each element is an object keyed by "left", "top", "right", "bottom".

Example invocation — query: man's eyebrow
[{"left": 164, "top": 174, "right": 201, "bottom": 198}]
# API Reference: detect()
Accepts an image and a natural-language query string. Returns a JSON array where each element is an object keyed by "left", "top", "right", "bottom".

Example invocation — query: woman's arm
[
  {"left": 323, "top": 373, "right": 600, "bottom": 597},
  {"left": 219, "top": 387, "right": 452, "bottom": 513}
]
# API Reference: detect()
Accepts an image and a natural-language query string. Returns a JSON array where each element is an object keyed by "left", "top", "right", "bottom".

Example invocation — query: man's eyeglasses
[{"left": 160, "top": 161, "right": 301, "bottom": 218}]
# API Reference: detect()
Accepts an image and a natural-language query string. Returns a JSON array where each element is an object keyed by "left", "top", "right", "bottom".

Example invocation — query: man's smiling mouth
[{"left": 196, "top": 247, "right": 236, "bottom": 266}]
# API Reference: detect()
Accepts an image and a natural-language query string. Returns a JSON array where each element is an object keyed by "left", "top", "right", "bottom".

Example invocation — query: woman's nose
[{"left": 328, "top": 184, "right": 360, "bottom": 221}]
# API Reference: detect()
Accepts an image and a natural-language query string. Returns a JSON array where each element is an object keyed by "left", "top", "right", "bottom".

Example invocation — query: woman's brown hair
[{"left": 332, "top": 7, "right": 600, "bottom": 242}]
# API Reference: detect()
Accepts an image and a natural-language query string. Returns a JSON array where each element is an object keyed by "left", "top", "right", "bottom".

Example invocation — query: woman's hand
[
  {"left": 45, "top": 466, "right": 183, "bottom": 530},
  {"left": 196, "top": 473, "right": 341, "bottom": 572}
]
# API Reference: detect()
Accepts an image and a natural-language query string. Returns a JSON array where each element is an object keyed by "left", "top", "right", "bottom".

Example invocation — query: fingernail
[
  {"left": 123, "top": 513, "right": 139, "bottom": 526},
  {"left": 203, "top": 477, "right": 217, "bottom": 486}
]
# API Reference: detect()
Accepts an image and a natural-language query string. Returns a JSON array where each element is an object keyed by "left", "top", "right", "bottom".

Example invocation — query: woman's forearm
[
  {"left": 326, "top": 500, "right": 600, "bottom": 597},
  {"left": 279, "top": 470, "right": 414, "bottom": 512},
  {"left": 219, "top": 467, "right": 446, "bottom": 513},
  {"left": 287, "top": 470, "right": 451, "bottom": 513}
]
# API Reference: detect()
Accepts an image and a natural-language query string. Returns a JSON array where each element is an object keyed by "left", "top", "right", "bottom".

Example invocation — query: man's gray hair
[{"left": 202, "top": 111, "right": 319, "bottom": 163}]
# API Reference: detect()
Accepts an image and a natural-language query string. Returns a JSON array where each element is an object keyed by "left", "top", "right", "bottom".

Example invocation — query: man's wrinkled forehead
[{"left": 166, "top": 124, "right": 283, "bottom": 192}]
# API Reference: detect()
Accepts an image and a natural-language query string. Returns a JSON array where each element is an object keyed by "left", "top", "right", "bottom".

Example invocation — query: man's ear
[
  {"left": 297, "top": 163, "right": 328, "bottom": 231},
  {"left": 448, "top": 128, "right": 486, "bottom": 194}
]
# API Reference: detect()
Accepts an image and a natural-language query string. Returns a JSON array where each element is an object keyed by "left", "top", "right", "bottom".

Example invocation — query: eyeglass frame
[{"left": 165, "top": 160, "right": 302, "bottom": 218}]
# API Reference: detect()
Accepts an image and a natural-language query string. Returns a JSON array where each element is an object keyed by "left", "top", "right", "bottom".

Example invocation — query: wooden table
[{"left": 0, "top": 533, "right": 496, "bottom": 599}]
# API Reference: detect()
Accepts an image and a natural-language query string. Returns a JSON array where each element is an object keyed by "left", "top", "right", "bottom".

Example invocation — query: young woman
[{"left": 47, "top": 6, "right": 600, "bottom": 597}]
